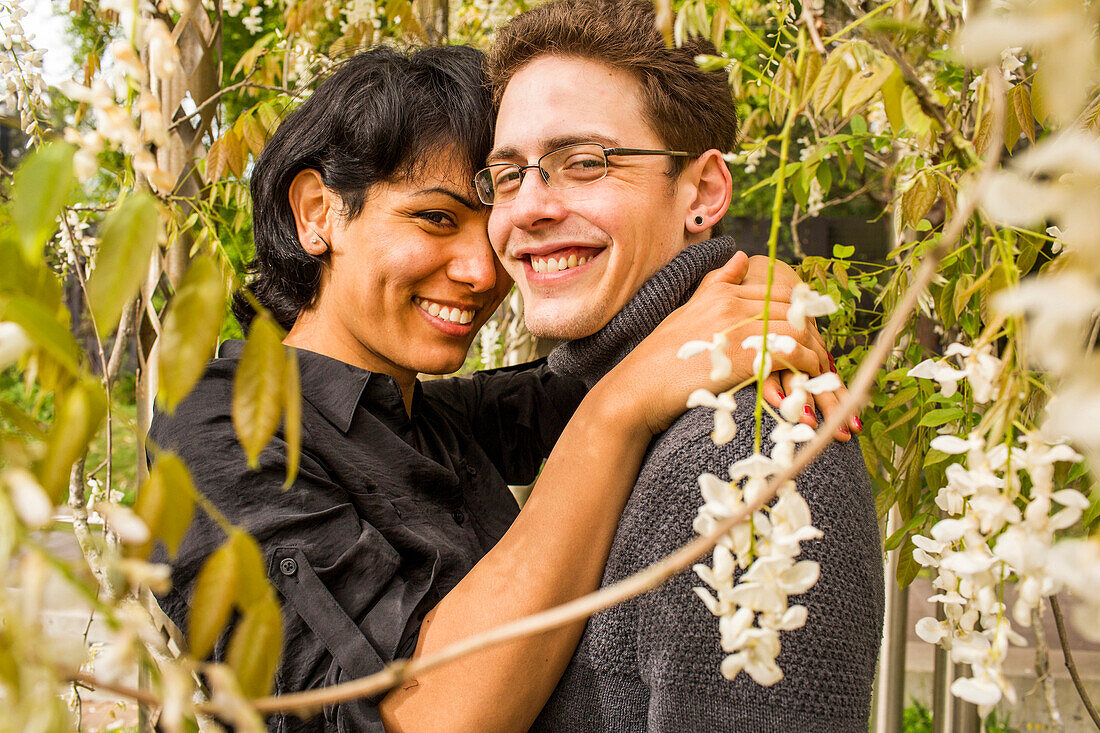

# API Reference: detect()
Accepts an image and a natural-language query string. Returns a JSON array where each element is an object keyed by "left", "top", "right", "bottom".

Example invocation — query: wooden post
[{"left": 871, "top": 506, "right": 909, "bottom": 733}]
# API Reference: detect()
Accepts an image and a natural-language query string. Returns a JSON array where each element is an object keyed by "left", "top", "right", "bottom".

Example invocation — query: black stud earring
[{"left": 694, "top": 216, "right": 704, "bottom": 226}]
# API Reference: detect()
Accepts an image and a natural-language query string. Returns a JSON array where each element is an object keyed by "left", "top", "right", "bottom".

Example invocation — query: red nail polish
[
  {"left": 853, "top": 416, "right": 863, "bottom": 432},
  {"left": 827, "top": 352, "right": 837, "bottom": 373},
  {"left": 803, "top": 405, "right": 814, "bottom": 418},
  {"left": 777, "top": 389, "right": 785, "bottom": 399},
  {"left": 840, "top": 425, "right": 850, "bottom": 436}
]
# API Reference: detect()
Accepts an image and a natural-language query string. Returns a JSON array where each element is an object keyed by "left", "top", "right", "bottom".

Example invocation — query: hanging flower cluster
[
  {"left": 679, "top": 290, "right": 839, "bottom": 685},
  {"left": 910, "top": 431, "right": 1089, "bottom": 710},
  {"left": 0, "top": 0, "right": 49, "bottom": 139}
]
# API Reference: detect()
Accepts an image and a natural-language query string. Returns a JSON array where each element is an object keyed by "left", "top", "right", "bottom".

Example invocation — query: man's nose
[{"left": 506, "top": 166, "right": 569, "bottom": 231}]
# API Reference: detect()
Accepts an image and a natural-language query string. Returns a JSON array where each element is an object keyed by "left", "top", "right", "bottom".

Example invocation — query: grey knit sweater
[{"left": 535, "top": 237, "right": 885, "bottom": 732}]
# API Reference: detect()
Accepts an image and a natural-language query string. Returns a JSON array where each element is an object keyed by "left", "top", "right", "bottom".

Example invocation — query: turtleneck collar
[{"left": 547, "top": 236, "right": 739, "bottom": 388}]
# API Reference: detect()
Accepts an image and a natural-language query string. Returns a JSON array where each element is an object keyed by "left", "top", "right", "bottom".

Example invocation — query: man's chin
[{"left": 523, "top": 304, "right": 613, "bottom": 341}]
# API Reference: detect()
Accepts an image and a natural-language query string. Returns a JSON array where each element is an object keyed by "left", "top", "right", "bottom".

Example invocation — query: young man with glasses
[{"left": 481, "top": 0, "right": 885, "bottom": 729}]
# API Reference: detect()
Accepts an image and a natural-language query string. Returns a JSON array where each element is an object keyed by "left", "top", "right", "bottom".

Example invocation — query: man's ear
[
  {"left": 683, "top": 150, "right": 733, "bottom": 237},
  {"left": 288, "top": 169, "right": 334, "bottom": 256}
]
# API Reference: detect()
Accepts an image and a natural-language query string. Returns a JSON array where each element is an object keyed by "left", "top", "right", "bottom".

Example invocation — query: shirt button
[
  {"left": 451, "top": 509, "right": 466, "bottom": 524},
  {"left": 279, "top": 558, "right": 298, "bottom": 576},
  {"left": 465, "top": 464, "right": 477, "bottom": 476}
]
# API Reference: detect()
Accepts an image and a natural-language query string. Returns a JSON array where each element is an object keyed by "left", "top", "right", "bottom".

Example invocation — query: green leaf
[
  {"left": 227, "top": 595, "right": 282, "bottom": 698},
  {"left": 230, "top": 529, "right": 271, "bottom": 609},
  {"left": 11, "top": 142, "right": 75, "bottom": 261},
  {"left": 232, "top": 314, "right": 286, "bottom": 468},
  {"left": 832, "top": 244, "right": 855, "bottom": 259},
  {"left": 884, "top": 512, "right": 930, "bottom": 552},
  {"left": 283, "top": 350, "right": 301, "bottom": 488},
  {"left": 850, "top": 114, "right": 868, "bottom": 135},
  {"left": 158, "top": 257, "right": 227, "bottom": 412},
  {"left": 918, "top": 407, "right": 965, "bottom": 428},
  {"left": 36, "top": 381, "right": 106, "bottom": 502},
  {"left": 882, "top": 385, "right": 918, "bottom": 412},
  {"left": 136, "top": 453, "right": 196, "bottom": 559},
  {"left": 895, "top": 538, "right": 921, "bottom": 587},
  {"left": 86, "top": 194, "right": 159, "bottom": 339},
  {"left": 189, "top": 541, "right": 238, "bottom": 660}
]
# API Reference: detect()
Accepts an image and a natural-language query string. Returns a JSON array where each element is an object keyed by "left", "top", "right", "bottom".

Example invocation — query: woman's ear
[
  {"left": 288, "top": 169, "right": 333, "bottom": 256},
  {"left": 683, "top": 150, "right": 733, "bottom": 237}
]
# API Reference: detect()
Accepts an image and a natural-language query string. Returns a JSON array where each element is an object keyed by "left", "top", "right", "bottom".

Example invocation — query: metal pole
[
  {"left": 931, "top": 601, "right": 980, "bottom": 733},
  {"left": 871, "top": 506, "right": 909, "bottom": 733}
]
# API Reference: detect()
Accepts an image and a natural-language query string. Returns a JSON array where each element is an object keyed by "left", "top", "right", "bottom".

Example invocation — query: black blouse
[{"left": 149, "top": 341, "right": 586, "bottom": 731}]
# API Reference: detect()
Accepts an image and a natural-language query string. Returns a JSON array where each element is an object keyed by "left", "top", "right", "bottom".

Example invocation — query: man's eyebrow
[
  {"left": 487, "top": 133, "right": 622, "bottom": 163},
  {"left": 410, "top": 187, "right": 483, "bottom": 212}
]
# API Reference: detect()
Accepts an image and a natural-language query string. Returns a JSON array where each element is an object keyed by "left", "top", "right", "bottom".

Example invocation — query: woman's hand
[{"left": 605, "top": 251, "right": 860, "bottom": 440}]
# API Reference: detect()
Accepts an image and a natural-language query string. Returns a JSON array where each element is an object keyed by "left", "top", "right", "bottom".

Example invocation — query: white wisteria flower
[
  {"left": 678, "top": 332, "right": 732, "bottom": 381},
  {"left": 788, "top": 283, "right": 839, "bottom": 331},
  {"left": 740, "top": 333, "right": 797, "bottom": 378},
  {"left": 687, "top": 388, "right": 738, "bottom": 444}
]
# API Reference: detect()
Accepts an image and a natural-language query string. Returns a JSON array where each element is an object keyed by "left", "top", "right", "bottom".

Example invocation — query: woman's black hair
[{"left": 234, "top": 45, "right": 495, "bottom": 331}]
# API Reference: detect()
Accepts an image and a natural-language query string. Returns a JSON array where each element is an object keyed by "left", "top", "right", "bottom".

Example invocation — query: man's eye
[
  {"left": 563, "top": 155, "right": 603, "bottom": 169},
  {"left": 494, "top": 168, "right": 522, "bottom": 191}
]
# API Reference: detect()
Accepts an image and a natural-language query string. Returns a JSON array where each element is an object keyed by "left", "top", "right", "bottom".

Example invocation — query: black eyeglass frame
[{"left": 473, "top": 143, "right": 697, "bottom": 205}]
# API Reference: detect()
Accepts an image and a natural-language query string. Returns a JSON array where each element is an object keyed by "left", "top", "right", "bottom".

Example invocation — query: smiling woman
[{"left": 148, "top": 44, "right": 827, "bottom": 733}]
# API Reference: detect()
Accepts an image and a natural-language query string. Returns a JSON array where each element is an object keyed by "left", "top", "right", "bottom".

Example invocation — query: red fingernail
[
  {"left": 803, "top": 405, "right": 814, "bottom": 418},
  {"left": 841, "top": 425, "right": 850, "bottom": 436},
  {"left": 828, "top": 352, "right": 837, "bottom": 373},
  {"left": 777, "top": 389, "right": 785, "bottom": 399},
  {"left": 853, "top": 416, "right": 863, "bottom": 432}
]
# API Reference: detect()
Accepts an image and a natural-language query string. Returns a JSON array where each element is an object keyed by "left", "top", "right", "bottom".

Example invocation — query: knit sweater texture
[{"left": 535, "top": 237, "right": 885, "bottom": 732}]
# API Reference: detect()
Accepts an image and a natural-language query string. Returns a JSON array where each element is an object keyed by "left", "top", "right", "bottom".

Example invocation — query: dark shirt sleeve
[
  {"left": 424, "top": 360, "right": 587, "bottom": 486},
  {"left": 150, "top": 369, "right": 415, "bottom": 732}
]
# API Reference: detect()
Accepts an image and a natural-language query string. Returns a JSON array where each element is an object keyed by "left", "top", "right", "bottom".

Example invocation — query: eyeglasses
[{"left": 474, "top": 142, "right": 696, "bottom": 205}]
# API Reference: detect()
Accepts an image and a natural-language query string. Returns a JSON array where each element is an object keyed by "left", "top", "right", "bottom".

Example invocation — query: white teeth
[
  {"left": 531, "top": 253, "right": 594, "bottom": 273},
  {"left": 415, "top": 298, "right": 475, "bottom": 325}
]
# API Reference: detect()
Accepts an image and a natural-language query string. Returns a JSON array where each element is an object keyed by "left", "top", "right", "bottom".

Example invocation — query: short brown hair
[{"left": 486, "top": 0, "right": 739, "bottom": 168}]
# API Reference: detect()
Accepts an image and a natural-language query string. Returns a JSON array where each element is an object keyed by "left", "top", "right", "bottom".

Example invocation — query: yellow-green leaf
[
  {"left": 901, "top": 171, "right": 938, "bottom": 230},
  {"left": 811, "top": 48, "right": 853, "bottom": 114},
  {"left": 11, "top": 142, "right": 75, "bottom": 261},
  {"left": 205, "top": 134, "right": 232, "bottom": 184},
  {"left": 1013, "top": 84, "right": 1036, "bottom": 145},
  {"left": 232, "top": 314, "right": 286, "bottom": 468},
  {"left": 36, "top": 381, "right": 106, "bottom": 502},
  {"left": 138, "top": 453, "right": 196, "bottom": 559},
  {"left": 952, "top": 273, "right": 975, "bottom": 317},
  {"left": 189, "top": 541, "right": 238, "bottom": 659},
  {"left": 230, "top": 530, "right": 271, "bottom": 609},
  {"left": 283, "top": 350, "right": 301, "bottom": 489},
  {"left": 158, "top": 257, "right": 227, "bottom": 412},
  {"left": 1004, "top": 92, "right": 1023, "bottom": 153},
  {"left": 841, "top": 58, "right": 894, "bottom": 118},
  {"left": 900, "top": 86, "right": 932, "bottom": 138},
  {"left": 798, "top": 51, "right": 823, "bottom": 106},
  {"left": 880, "top": 70, "right": 906, "bottom": 133},
  {"left": 769, "top": 54, "right": 797, "bottom": 122},
  {"left": 2, "top": 296, "right": 81, "bottom": 376},
  {"left": 227, "top": 595, "right": 282, "bottom": 698},
  {"left": 239, "top": 113, "right": 267, "bottom": 159},
  {"left": 85, "top": 194, "right": 159, "bottom": 339}
]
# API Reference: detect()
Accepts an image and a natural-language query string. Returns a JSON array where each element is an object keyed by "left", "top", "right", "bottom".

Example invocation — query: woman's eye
[{"left": 418, "top": 211, "right": 456, "bottom": 228}]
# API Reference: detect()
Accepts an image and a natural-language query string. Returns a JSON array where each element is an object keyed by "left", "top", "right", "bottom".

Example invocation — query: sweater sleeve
[{"left": 626, "top": 389, "right": 885, "bottom": 731}]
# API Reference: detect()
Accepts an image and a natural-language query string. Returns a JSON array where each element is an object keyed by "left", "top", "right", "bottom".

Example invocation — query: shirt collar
[
  {"left": 547, "top": 236, "right": 739, "bottom": 388},
  {"left": 216, "top": 340, "right": 373, "bottom": 433}
]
